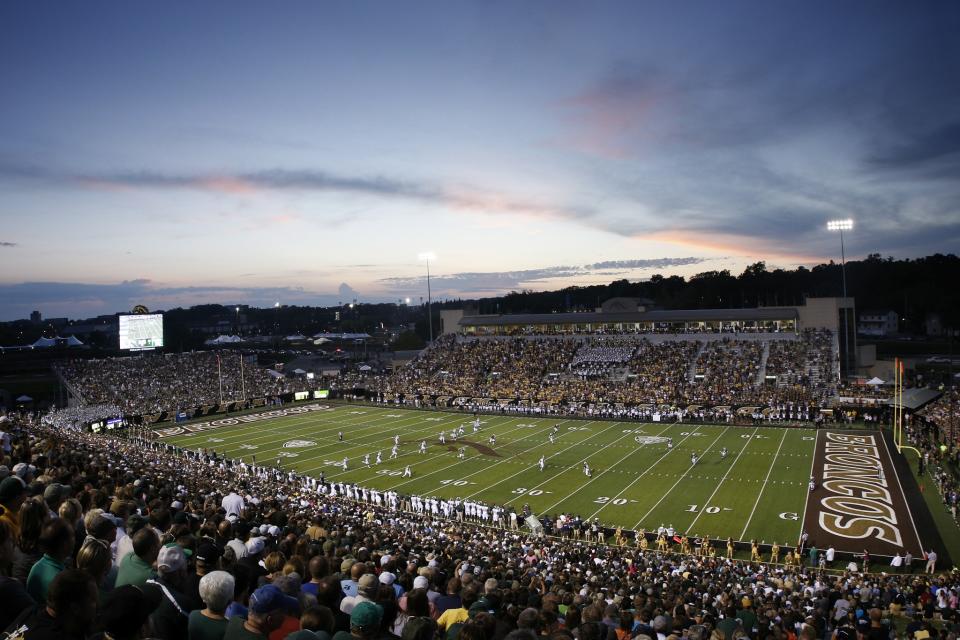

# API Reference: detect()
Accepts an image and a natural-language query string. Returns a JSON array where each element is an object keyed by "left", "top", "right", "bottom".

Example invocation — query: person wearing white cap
[
  {"left": 144, "top": 544, "right": 193, "bottom": 639},
  {"left": 379, "top": 570, "right": 404, "bottom": 598}
]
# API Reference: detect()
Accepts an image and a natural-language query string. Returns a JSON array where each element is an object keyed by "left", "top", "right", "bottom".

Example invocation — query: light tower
[
  {"left": 827, "top": 219, "right": 853, "bottom": 377},
  {"left": 418, "top": 252, "right": 436, "bottom": 344}
]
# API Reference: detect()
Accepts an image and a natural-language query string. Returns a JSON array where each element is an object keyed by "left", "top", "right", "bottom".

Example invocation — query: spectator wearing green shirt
[
  {"left": 26, "top": 518, "right": 74, "bottom": 603},
  {"left": 115, "top": 527, "right": 160, "bottom": 588},
  {"left": 189, "top": 570, "right": 235, "bottom": 640}
]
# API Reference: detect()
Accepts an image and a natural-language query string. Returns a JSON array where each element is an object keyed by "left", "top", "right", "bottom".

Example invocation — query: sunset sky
[{"left": 1, "top": 1, "right": 958, "bottom": 320}]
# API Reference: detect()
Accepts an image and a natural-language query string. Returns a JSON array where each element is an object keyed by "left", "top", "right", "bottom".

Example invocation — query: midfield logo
[
  {"left": 634, "top": 436, "right": 670, "bottom": 445},
  {"left": 283, "top": 440, "right": 316, "bottom": 448}
]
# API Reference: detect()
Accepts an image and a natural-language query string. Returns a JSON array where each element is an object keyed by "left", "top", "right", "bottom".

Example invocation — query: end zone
[{"left": 802, "top": 429, "right": 924, "bottom": 557}]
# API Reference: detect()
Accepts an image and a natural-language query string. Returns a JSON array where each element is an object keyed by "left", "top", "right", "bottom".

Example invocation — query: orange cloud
[
  {"left": 644, "top": 230, "right": 824, "bottom": 264},
  {"left": 194, "top": 176, "right": 258, "bottom": 194}
]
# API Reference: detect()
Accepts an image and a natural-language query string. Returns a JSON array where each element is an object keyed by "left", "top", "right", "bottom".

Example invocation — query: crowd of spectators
[
  {"left": 0, "top": 412, "right": 956, "bottom": 640},
  {"left": 57, "top": 352, "right": 293, "bottom": 417},
  {"left": 50, "top": 330, "right": 841, "bottom": 428},
  {"left": 40, "top": 404, "right": 125, "bottom": 430},
  {"left": 370, "top": 332, "right": 836, "bottom": 417},
  {"left": 919, "top": 392, "right": 960, "bottom": 436}
]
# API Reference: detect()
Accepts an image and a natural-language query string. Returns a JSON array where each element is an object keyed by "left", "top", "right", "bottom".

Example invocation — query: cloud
[
  {"left": 0, "top": 280, "right": 350, "bottom": 322},
  {"left": 338, "top": 282, "right": 360, "bottom": 302},
  {"left": 0, "top": 162, "right": 591, "bottom": 225},
  {"left": 377, "top": 257, "right": 709, "bottom": 297},
  {"left": 866, "top": 120, "right": 960, "bottom": 180},
  {"left": 0, "top": 241, "right": 16, "bottom": 247}
]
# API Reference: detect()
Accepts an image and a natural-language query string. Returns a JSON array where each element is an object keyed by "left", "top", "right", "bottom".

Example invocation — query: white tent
[
  {"left": 866, "top": 377, "right": 886, "bottom": 386},
  {"left": 205, "top": 335, "right": 242, "bottom": 345},
  {"left": 285, "top": 334, "right": 307, "bottom": 342},
  {"left": 267, "top": 369, "right": 285, "bottom": 379},
  {"left": 292, "top": 368, "right": 307, "bottom": 375},
  {"left": 359, "top": 365, "right": 372, "bottom": 372},
  {"left": 16, "top": 395, "right": 33, "bottom": 402}
]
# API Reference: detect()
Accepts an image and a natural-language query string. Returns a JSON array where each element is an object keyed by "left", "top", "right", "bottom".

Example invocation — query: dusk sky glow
[{"left": 1, "top": 1, "right": 958, "bottom": 320}]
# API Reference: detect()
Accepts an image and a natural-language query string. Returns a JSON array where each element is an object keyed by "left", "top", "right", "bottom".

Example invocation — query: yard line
[
  {"left": 211, "top": 410, "right": 458, "bottom": 465},
  {"left": 685, "top": 427, "right": 758, "bottom": 532},
  {"left": 738, "top": 429, "right": 788, "bottom": 539},
  {"left": 541, "top": 424, "right": 679, "bottom": 514},
  {"left": 584, "top": 424, "right": 698, "bottom": 520},
  {"left": 631, "top": 426, "right": 730, "bottom": 529},
  {"left": 291, "top": 412, "right": 473, "bottom": 473},
  {"left": 324, "top": 416, "right": 537, "bottom": 482},
  {"left": 173, "top": 405, "right": 416, "bottom": 450},
  {"left": 390, "top": 420, "right": 581, "bottom": 492},
  {"left": 503, "top": 422, "right": 638, "bottom": 507},
  {"left": 797, "top": 429, "right": 820, "bottom": 546}
]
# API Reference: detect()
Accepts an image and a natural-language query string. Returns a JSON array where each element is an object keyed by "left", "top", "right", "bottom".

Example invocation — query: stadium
[
  {"left": 2, "top": 285, "right": 958, "bottom": 639},
  {"left": 3, "top": 3, "right": 960, "bottom": 640}
]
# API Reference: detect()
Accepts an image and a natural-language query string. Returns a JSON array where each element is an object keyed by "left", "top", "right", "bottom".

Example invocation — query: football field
[{"left": 158, "top": 402, "right": 836, "bottom": 548}]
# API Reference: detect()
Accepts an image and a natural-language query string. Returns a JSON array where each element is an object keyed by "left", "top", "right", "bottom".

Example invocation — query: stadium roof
[
  {"left": 458, "top": 307, "right": 798, "bottom": 327},
  {"left": 891, "top": 387, "right": 941, "bottom": 410}
]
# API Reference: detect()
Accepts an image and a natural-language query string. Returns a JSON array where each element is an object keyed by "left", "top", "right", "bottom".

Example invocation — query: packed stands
[
  {"left": 0, "top": 411, "right": 955, "bottom": 639},
  {"left": 373, "top": 330, "right": 837, "bottom": 415}
]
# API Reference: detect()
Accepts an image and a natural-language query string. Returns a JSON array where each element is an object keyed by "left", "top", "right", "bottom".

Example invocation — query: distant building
[
  {"left": 29, "top": 310, "right": 41, "bottom": 324},
  {"left": 858, "top": 310, "right": 898, "bottom": 337}
]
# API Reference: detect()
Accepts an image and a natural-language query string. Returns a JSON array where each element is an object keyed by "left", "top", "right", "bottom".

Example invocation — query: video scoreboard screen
[{"left": 119, "top": 314, "right": 164, "bottom": 351}]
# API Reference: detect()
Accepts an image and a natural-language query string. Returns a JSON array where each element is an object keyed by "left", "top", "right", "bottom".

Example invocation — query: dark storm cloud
[
  {"left": 0, "top": 241, "right": 16, "bottom": 247},
  {"left": 867, "top": 120, "right": 960, "bottom": 179}
]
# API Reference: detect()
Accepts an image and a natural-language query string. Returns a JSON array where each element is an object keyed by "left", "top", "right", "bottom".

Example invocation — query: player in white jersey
[
  {"left": 583, "top": 462, "right": 592, "bottom": 477},
  {"left": 458, "top": 447, "right": 466, "bottom": 460},
  {"left": 457, "top": 425, "right": 465, "bottom": 436},
  {"left": 690, "top": 452, "right": 698, "bottom": 466},
  {"left": 667, "top": 438, "right": 673, "bottom": 449},
  {"left": 720, "top": 447, "right": 728, "bottom": 459},
  {"left": 341, "top": 457, "right": 348, "bottom": 470},
  {"left": 538, "top": 456, "right": 545, "bottom": 471},
  {"left": 549, "top": 433, "right": 555, "bottom": 444},
  {"left": 439, "top": 432, "right": 446, "bottom": 444},
  {"left": 473, "top": 417, "right": 481, "bottom": 430},
  {"left": 488, "top": 434, "right": 496, "bottom": 446},
  {"left": 403, "top": 465, "right": 412, "bottom": 478},
  {"left": 390, "top": 445, "right": 398, "bottom": 459},
  {"left": 375, "top": 451, "right": 382, "bottom": 465},
  {"left": 363, "top": 453, "right": 370, "bottom": 466},
  {"left": 394, "top": 434, "right": 400, "bottom": 446},
  {"left": 338, "top": 431, "right": 343, "bottom": 442},
  {"left": 419, "top": 440, "right": 427, "bottom": 454}
]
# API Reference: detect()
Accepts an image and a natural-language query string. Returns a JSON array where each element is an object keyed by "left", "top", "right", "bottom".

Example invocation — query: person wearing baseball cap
[
  {"left": 143, "top": 544, "right": 193, "bottom": 640},
  {"left": 341, "top": 574, "right": 378, "bottom": 614},
  {"left": 223, "top": 583, "right": 298, "bottom": 639},
  {"left": 331, "top": 601, "right": 384, "bottom": 640}
]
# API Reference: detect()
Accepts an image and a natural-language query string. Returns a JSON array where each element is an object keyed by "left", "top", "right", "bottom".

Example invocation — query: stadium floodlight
[
  {"left": 418, "top": 252, "right": 436, "bottom": 344},
  {"left": 826, "top": 219, "right": 853, "bottom": 231},
  {"left": 826, "top": 219, "right": 854, "bottom": 378}
]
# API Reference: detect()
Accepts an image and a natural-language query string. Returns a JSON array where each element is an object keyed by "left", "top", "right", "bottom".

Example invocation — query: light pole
[
  {"left": 418, "top": 252, "right": 436, "bottom": 344},
  {"left": 827, "top": 219, "right": 853, "bottom": 379}
]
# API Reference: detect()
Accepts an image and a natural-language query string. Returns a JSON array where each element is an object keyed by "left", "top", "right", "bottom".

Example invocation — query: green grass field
[{"left": 163, "top": 403, "right": 821, "bottom": 547}]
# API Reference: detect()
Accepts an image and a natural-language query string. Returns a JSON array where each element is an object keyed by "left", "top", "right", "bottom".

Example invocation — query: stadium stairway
[
  {"left": 688, "top": 342, "right": 707, "bottom": 383},
  {"left": 755, "top": 340, "right": 770, "bottom": 385}
]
